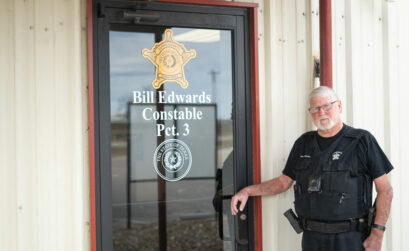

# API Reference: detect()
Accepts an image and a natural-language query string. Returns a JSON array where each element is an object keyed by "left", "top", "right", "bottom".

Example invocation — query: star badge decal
[{"left": 142, "top": 29, "right": 197, "bottom": 89}]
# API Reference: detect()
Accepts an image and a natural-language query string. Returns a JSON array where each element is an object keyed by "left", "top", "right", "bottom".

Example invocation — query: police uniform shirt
[{"left": 283, "top": 124, "right": 393, "bottom": 184}]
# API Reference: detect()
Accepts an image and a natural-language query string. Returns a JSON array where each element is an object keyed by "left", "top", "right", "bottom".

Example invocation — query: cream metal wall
[
  {"left": 332, "top": 1, "right": 409, "bottom": 250},
  {"left": 0, "top": 0, "right": 90, "bottom": 250},
  {"left": 383, "top": 2, "right": 409, "bottom": 249},
  {"left": 1, "top": 0, "right": 408, "bottom": 250},
  {"left": 256, "top": 0, "right": 318, "bottom": 250}
]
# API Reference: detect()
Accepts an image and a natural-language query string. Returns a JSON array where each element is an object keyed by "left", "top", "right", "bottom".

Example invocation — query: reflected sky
[{"left": 109, "top": 28, "right": 233, "bottom": 121}]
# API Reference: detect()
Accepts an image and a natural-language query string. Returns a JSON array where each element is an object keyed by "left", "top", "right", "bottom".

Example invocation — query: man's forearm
[
  {"left": 374, "top": 185, "right": 393, "bottom": 226},
  {"left": 231, "top": 175, "right": 293, "bottom": 215},
  {"left": 242, "top": 176, "right": 289, "bottom": 197},
  {"left": 363, "top": 175, "right": 393, "bottom": 249}
]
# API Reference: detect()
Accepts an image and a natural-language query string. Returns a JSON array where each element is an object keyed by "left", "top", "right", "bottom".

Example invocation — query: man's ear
[{"left": 338, "top": 100, "right": 343, "bottom": 113}]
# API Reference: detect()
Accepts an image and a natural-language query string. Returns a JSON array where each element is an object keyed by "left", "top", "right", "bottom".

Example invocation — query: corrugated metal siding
[
  {"left": 332, "top": 1, "right": 409, "bottom": 250},
  {"left": 0, "top": 0, "right": 90, "bottom": 250},
  {"left": 0, "top": 1, "right": 17, "bottom": 250},
  {"left": 257, "top": 0, "right": 319, "bottom": 250},
  {"left": 384, "top": 1, "right": 409, "bottom": 250}
]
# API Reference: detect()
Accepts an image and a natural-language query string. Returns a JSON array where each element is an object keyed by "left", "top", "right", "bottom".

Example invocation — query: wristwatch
[{"left": 372, "top": 224, "right": 386, "bottom": 231}]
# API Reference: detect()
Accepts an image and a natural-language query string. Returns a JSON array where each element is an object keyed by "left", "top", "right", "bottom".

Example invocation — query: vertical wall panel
[
  {"left": 396, "top": 2, "right": 409, "bottom": 249},
  {"left": 381, "top": 2, "right": 396, "bottom": 248},
  {"left": 385, "top": 4, "right": 401, "bottom": 249},
  {"left": 295, "top": 0, "right": 310, "bottom": 132},
  {"left": 332, "top": 0, "right": 348, "bottom": 122},
  {"left": 0, "top": 0, "right": 17, "bottom": 250},
  {"left": 344, "top": 0, "right": 386, "bottom": 141},
  {"left": 373, "top": 0, "right": 386, "bottom": 145},
  {"left": 332, "top": 0, "right": 409, "bottom": 250},
  {"left": 386, "top": 1, "right": 409, "bottom": 251},
  {"left": 345, "top": 0, "right": 362, "bottom": 125},
  {"left": 80, "top": 0, "right": 92, "bottom": 248},
  {"left": 53, "top": 0, "right": 88, "bottom": 249},
  {"left": 14, "top": 0, "right": 39, "bottom": 250},
  {"left": 262, "top": 0, "right": 284, "bottom": 249},
  {"left": 261, "top": 0, "right": 316, "bottom": 250},
  {"left": 280, "top": 0, "right": 300, "bottom": 247},
  {"left": 34, "top": 0, "right": 58, "bottom": 249},
  {"left": 54, "top": 0, "right": 71, "bottom": 248}
]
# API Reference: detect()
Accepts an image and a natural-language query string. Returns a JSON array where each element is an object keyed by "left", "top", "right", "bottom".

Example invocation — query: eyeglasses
[{"left": 308, "top": 100, "right": 338, "bottom": 114}]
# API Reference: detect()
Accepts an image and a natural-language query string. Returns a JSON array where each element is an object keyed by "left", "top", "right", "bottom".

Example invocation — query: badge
[
  {"left": 142, "top": 29, "right": 197, "bottom": 89},
  {"left": 332, "top": 151, "right": 342, "bottom": 160}
]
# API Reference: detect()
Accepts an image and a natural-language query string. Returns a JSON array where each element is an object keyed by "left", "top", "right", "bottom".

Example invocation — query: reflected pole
[
  {"left": 156, "top": 29, "right": 167, "bottom": 249},
  {"left": 127, "top": 103, "right": 132, "bottom": 229},
  {"left": 156, "top": 85, "right": 167, "bottom": 250}
]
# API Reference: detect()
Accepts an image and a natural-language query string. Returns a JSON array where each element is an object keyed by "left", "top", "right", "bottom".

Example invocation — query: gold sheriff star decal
[{"left": 142, "top": 29, "right": 197, "bottom": 89}]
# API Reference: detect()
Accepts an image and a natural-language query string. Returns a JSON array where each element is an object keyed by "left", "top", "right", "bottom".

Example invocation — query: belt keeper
[
  {"left": 348, "top": 218, "right": 353, "bottom": 232},
  {"left": 302, "top": 218, "right": 307, "bottom": 230},
  {"left": 358, "top": 218, "right": 365, "bottom": 232}
]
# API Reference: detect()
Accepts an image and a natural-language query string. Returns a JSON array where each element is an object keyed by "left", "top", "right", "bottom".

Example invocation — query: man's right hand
[{"left": 230, "top": 188, "right": 249, "bottom": 215}]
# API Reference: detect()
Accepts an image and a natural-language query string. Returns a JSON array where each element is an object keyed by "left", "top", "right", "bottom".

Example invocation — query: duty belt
[{"left": 302, "top": 217, "right": 368, "bottom": 234}]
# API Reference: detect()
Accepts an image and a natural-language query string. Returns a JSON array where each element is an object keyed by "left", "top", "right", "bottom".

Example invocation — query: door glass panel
[{"left": 110, "top": 28, "right": 236, "bottom": 250}]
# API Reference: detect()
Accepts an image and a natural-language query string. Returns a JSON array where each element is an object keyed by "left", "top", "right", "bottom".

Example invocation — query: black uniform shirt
[
  {"left": 316, "top": 124, "right": 346, "bottom": 151},
  {"left": 283, "top": 124, "right": 393, "bottom": 181}
]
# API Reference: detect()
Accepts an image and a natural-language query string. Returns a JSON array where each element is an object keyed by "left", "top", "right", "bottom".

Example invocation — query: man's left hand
[{"left": 363, "top": 228, "right": 384, "bottom": 251}]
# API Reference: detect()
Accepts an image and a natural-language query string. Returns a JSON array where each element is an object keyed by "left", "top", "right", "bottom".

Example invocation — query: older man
[{"left": 231, "top": 86, "right": 393, "bottom": 251}]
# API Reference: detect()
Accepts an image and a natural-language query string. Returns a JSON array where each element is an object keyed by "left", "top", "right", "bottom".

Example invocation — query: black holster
[
  {"left": 284, "top": 209, "right": 303, "bottom": 234},
  {"left": 365, "top": 204, "right": 376, "bottom": 238}
]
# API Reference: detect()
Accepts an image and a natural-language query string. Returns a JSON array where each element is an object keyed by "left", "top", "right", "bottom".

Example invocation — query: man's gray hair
[{"left": 308, "top": 86, "right": 339, "bottom": 102}]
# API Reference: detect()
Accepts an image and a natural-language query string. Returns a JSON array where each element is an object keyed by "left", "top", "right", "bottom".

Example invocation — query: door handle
[
  {"left": 216, "top": 195, "right": 248, "bottom": 246},
  {"left": 235, "top": 213, "right": 249, "bottom": 246}
]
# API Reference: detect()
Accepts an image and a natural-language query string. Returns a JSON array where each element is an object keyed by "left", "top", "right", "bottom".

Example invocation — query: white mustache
[{"left": 315, "top": 115, "right": 336, "bottom": 130}]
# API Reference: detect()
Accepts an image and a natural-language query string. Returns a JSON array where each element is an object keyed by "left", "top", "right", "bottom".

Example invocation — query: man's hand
[
  {"left": 363, "top": 228, "right": 384, "bottom": 251},
  {"left": 230, "top": 188, "right": 249, "bottom": 215}
]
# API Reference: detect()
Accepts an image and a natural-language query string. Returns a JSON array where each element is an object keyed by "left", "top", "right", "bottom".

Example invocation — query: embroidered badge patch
[{"left": 332, "top": 151, "right": 343, "bottom": 160}]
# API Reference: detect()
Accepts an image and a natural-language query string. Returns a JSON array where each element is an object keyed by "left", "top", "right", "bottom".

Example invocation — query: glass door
[{"left": 94, "top": 2, "right": 253, "bottom": 251}]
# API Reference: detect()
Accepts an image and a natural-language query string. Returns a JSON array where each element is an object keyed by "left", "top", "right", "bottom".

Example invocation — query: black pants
[{"left": 302, "top": 230, "right": 365, "bottom": 251}]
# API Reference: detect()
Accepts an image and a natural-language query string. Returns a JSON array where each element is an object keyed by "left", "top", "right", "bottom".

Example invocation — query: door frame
[{"left": 87, "top": 0, "right": 261, "bottom": 250}]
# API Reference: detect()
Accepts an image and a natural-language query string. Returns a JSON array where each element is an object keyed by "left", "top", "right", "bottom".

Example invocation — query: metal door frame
[{"left": 88, "top": 1, "right": 261, "bottom": 250}]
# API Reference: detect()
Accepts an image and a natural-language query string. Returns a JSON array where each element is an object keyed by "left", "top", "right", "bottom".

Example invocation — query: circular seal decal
[{"left": 153, "top": 139, "right": 192, "bottom": 182}]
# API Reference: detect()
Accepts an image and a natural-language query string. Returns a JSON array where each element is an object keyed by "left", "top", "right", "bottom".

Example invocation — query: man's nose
[{"left": 318, "top": 107, "right": 326, "bottom": 115}]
